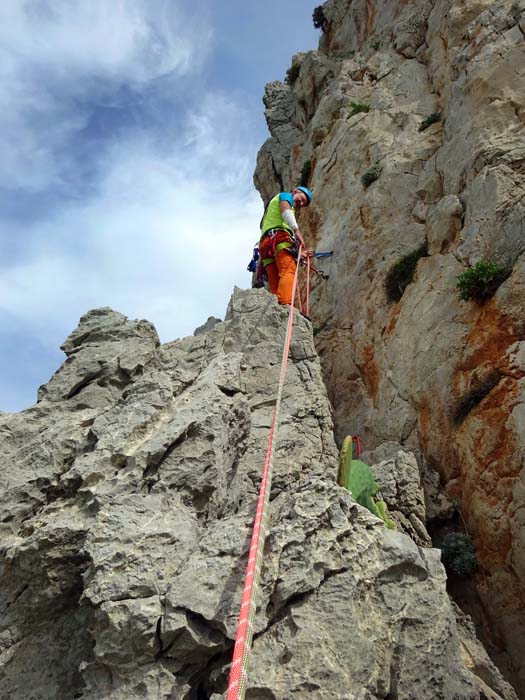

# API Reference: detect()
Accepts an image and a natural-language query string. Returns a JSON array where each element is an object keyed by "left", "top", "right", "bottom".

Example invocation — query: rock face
[
  {"left": 0, "top": 292, "right": 516, "bottom": 699},
  {"left": 254, "top": 0, "right": 525, "bottom": 693}
]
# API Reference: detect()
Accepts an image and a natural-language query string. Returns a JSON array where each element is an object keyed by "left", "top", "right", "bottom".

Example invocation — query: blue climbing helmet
[{"left": 295, "top": 186, "right": 313, "bottom": 205}]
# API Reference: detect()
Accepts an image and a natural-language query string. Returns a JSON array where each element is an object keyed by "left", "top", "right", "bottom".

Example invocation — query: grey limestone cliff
[
  {"left": 0, "top": 290, "right": 517, "bottom": 699},
  {"left": 254, "top": 0, "right": 525, "bottom": 694}
]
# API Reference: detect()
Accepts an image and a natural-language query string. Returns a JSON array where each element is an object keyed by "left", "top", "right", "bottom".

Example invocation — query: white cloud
[
  {"left": 1, "top": 0, "right": 207, "bottom": 82},
  {"left": 0, "top": 1, "right": 272, "bottom": 412},
  {"left": 0, "top": 91, "right": 263, "bottom": 345},
  {"left": 0, "top": 0, "right": 212, "bottom": 190}
]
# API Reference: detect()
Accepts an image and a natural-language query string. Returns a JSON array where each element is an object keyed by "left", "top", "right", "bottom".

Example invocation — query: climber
[{"left": 258, "top": 186, "right": 312, "bottom": 305}]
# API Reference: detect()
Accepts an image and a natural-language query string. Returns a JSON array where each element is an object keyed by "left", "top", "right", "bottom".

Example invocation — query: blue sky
[{"left": 0, "top": 0, "right": 320, "bottom": 411}]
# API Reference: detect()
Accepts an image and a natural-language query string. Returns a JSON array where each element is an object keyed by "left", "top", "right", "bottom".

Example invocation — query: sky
[{"left": 0, "top": 0, "right": 320, "bottom": 412}]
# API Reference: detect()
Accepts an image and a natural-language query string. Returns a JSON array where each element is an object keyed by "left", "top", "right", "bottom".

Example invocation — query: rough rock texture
[
  {"left": 254, "top": 0, "right": 525, "bottom": 693},
  {"left": 454, "top": 603, "right": 520, "bottom": 700},
  {"left": 369, "top": 447, "right": 431, "bottom": 547},
  {"left": 0, "top": 292, "right": 516, "bottom": 699}
]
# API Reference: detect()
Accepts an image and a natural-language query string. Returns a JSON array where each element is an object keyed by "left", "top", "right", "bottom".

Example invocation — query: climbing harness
[
  {"left": 248, "top": 242, "right": 333, "bottom": 317},
  {"left": 227, "top": 246, "right": 303, "bottom": 700},
  {"left": 259, "top": 229, "right": 295, "bottom": 266}
]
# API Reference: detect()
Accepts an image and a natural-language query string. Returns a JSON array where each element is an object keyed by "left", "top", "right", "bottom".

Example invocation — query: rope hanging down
[
  {"left": 226, "top": 245, "right": 304, "bottom": 700},
  {"left": 296, "top": 250, "right": 333, "bottom": 318}
]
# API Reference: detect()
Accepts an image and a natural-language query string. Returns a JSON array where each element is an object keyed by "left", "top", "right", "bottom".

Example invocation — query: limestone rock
[
  {"left": 421, "top": 459, "right": 457, "bottom": 523},
  {"left": 38, "top": 307, "right": 159, "bottom": 406},
  {"left": 253, "top": 81, "right": 303, "bottom": 200},
  {"left": 254, "top": 0, "right": 525, "bottom": 693},
  {"left": 370, "top": 448, "right": 432, "bottom": 547},
  {"left": 0, "top": 290, "right": 506, "bottom": 699},
  {"left": 454, "top": 603, "right": 519, "bottom": 700},
  {"left": 427, "top": 194, "right": 464, "bottom": 255},
  {"left": 193, "top": 316, "right": 221, "bottom": 336},
  {"left": 393, "top": 0, "right": 433, "bottom": 59}
]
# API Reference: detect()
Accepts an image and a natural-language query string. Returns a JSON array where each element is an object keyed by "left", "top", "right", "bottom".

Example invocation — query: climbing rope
[
  {"left": 297, "top": 250, "right": 333, "bottom": 317},
  {"left": 226, "top": 246, "right": 303, "bottom": 700}
]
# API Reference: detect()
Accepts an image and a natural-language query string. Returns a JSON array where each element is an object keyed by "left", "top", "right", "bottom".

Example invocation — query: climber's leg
[{"left": 274, "top": 249, "right": 297, "bottom": 305}]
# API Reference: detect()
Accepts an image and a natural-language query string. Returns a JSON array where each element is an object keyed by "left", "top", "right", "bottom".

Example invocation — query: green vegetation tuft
[
  {"left": 371, "top": 39, "right": 381, "bottom": 50},
  {"left": 456, "top": 260, "right": 510, "bottom": 303},
  {"left": 285, "top": 63, "right": 300, "bottom": 86},
  {"left": 313, "top": 320, "right": 328, "bottom": 337},
  {"left": 349, "top": 102, "right": 370, "bottom": 117},
  {"left": 313, "top": 5, "right": 326, "bottom": 30},
  {"left": 440, "top": 532, "right": 477, "bottom": 577},
  {"left": 453, "top": 371, "right": 501, "bottom": 425},
  {"left": 419, "top": 112, "right": 441, "bottom": 132},
  {"left": 300, "top": 159, "right": 312, "bottom": 187},
  {"left": 361, "top": 160, "right": 382, "bottom": 188},
  {"left": 385, "top": 245, "right": 428, "bottom": 303}
]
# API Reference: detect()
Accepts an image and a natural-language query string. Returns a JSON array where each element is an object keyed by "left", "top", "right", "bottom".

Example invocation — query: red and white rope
[{"left": 226, "top": 246, "right": 303, "bottom": 700}]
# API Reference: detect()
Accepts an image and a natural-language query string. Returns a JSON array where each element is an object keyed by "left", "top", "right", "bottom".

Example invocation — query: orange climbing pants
[
  {"left": 259, "top": 231, "right": 297, "bottom": 304},
  {"left": 265, "top": 250, "right": 297, "bottom": 305}
]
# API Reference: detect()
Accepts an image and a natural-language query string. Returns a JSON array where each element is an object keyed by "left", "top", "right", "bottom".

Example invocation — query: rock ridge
[{"left": 0, "top": 289, "right": 517, "bottom": 699}]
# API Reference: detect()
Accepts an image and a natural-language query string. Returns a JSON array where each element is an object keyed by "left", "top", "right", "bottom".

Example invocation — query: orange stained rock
[
  {"left": 359, "top": 205, "right": 375, "bottom": 237},
  {"left": 470, "top": 382, "right": 521, "bottom": 471},
  {"left": 471, "top": 508, "right": 513, "bottom": 571},
  {"left": 454, "top": 377, "right": 522, "bottom": 571},
  {"left": 365, "top": 0, "right": 377, "bottom": 40},
  {"left": 457, "top": 301, "right": 518, "bottom": 374},
  {"left": 382, "top": 303, "right": 401, "bottom": 339},
  {"left": 359, "top": 343, "right": 380, "bottom": 402},
  {"left": 354, "top": 13, "right": 361, "bottom": 41}
]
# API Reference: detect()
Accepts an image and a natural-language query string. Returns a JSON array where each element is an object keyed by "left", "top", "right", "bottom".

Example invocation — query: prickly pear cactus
[
  {"left": 337, "top": 435, "right": 353, "bottom": 487},
  {"left": 349, "top": 459, "right": 378, "bottom": 510},
  {"left": 375, "top": 499, "right": 396, "bottom": 530},
  {"left": 337, "top": 436, "right": 396, "bottom": 529}
]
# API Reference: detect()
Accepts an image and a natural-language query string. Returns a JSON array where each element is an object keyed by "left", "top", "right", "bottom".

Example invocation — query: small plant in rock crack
[
  {"left": 361, "top": 160, "right": 383, "bottom": 188},
  {"left": 440, "top": 532, "right": 477, "bottom": 577},
  {"left": 453, "top": 370, "right": 501, "bottom": 425},
  {"left": 456, "top": 260, "right": 510, "bottom": 303},
  {"left": 371, "top": 39, "right": 381, "bottom": 50},
  {"left": 300, "top": 159, "right": 312, "bottom": 186},
  {"left": 419, "top": 112, "right": 442, "bottom": 132},
  {"left": 285, "top": 63, "right": 300, "bottom": 85},
  {"left": 313, "top": 5, "right": 327, "bottom": 30},
  {"left": 349, "top": 102, "right": 370, "bottom": 117},
  {"left": 385, "top": 244, "right": 428, "bottom": 302}
]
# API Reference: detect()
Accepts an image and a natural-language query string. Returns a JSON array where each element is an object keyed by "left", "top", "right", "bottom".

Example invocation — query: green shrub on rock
[
  {"left": 300, "top": 159, "right": 312, "bottom": 186},
  {"left": 456, "top": 261, "right": 510, "bottom": 303},
  {"left": 440, "top": 532, "right": 477, "bottom": 577},
  {"left": 453, "top": 370, "right": 501, "bottom": 425},
  {"left": 419, "top": 112, "right": 441, "bottom": 132},
  {"left": 385, "top": 244, "right": 428, "bottom": 302},
  {"left": 285, "top": 63, "right": 300, "bottom": 85},
  {"left": 313, "top": 5, "right": 326, "bottom": 30},
  {"left": 361, "top": 161, "right": 382, "bottom": 188},
  {"left": 349, "top": 102, "right": 370, "bottom": 117}
]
